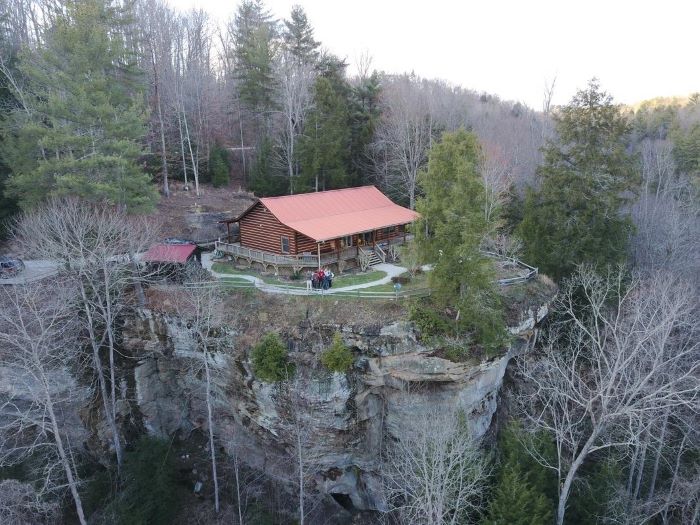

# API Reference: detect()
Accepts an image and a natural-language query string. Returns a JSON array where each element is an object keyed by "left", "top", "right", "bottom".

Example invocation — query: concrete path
[{"left": 201, "top": 252, "right": 406, "bottom": 296}]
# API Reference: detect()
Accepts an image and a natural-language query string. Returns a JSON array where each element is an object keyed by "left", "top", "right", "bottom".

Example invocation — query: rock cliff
[{"left": 122, "top": 281, "right": 553, "bottom": 512}]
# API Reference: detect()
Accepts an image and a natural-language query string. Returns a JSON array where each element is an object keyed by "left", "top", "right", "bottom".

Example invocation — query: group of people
[{"left": 306, "top": 268, "right": 334, "bottom": 291}]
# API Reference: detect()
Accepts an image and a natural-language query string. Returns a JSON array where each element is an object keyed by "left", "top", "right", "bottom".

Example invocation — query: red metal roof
[
  {"left": 256, "top": 186, "right": 419, "bottom": 242},
  {"left": 142, "top": 243, "right": 196, "bottom": 264}
]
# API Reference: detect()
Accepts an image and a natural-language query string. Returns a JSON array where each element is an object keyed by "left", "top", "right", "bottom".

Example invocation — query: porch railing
[{"left": 215, "top": 241, "right": 362, "bottom": 268}]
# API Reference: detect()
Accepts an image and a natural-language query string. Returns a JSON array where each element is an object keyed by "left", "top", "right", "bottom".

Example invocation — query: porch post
[
  {"left": 226, "top": 222, "right": 231, "bottom": 243},
  {"left": 317, "top": 243, "right": 321, "bottom": 270}
]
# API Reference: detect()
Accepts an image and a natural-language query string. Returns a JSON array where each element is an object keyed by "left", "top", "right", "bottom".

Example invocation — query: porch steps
[{"left": 367, "top": 250, "right": 383, "bottom": 267}]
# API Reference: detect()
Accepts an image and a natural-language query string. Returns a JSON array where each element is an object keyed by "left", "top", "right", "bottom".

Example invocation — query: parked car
[{"left": 0, "top": 256, "right": 25, "bottom": 279}]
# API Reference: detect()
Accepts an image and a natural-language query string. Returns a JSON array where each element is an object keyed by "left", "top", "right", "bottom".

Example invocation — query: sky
[{"left": 169, "top": 0, "right": 699, "bottom": 109}]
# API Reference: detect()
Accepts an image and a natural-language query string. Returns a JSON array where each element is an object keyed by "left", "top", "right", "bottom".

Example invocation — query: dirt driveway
[{"left": 0, "top": 260, "right": 59, "bottom": 285}]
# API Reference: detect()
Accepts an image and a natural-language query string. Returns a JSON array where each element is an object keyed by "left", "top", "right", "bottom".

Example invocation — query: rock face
[{"left": 123, "top": 299, "right": 550, "bottom": 512}]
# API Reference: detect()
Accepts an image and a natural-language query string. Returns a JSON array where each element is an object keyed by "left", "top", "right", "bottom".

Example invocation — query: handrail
[{"left": 374, "top": 243, "right": 387, "bottom": 263}]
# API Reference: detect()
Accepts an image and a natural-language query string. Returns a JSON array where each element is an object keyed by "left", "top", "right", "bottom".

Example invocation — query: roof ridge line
[{"left": 259, "top": 185, "right": 377, "bottom": 202}]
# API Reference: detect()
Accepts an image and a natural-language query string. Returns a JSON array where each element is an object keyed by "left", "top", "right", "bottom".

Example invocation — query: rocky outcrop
[{"left": 123, "top": 297, "right": 551, "bottom": 512}]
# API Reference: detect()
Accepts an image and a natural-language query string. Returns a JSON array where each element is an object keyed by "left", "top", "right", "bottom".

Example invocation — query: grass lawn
[
  {"left": 219, "top": 276, "right": 255, "bottom": 286},
  {"left": 361, "top": 271, "right": 429, "bottom": 292},
  {"left": 212, "top": 261, "right": 387, "bottom": 289},
  {"left": 332, "top": 270, "right": 386, "bottom": 287},
  {"left": 212, "top": 262, "right": 304, "bottom": 287}
]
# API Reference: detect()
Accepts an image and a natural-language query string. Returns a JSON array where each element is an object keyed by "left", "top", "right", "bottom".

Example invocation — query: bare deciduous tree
[
  {"left": 518, "top": 266, "right": 699, "bottom": 525},
  {"left": 372, "top": 74, "right": 437, "bottom": 209},
  {"left": 0, "top": 479, "right": 58, "bottom": 525},
  {"left": 275, "top": 50, "right": 316, "bottom": 193},
  {"left": 13, "top": 198, "right": 159, "bottom": 473},
  {"left": 0, "top": 282, "right": 87, "bottom": 525},
  {"left": 480, "top": 142, "right": 514, "bottom": 227},
  {"left": 177, "top": 267, "right": 227, "bottom": 514},
  {"left": 630, "top": 139, "right": 699, "bottom": 287},
  {"left": 382, "top": 406, "right": 490, "bottom": 525}
]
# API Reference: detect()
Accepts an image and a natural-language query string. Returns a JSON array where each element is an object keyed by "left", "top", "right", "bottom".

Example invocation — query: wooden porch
[{"left": 214, "top": 234, "right": 411, "bottom": 273}]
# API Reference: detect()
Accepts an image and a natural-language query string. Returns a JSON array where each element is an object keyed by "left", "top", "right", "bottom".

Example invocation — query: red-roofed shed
[{"left": 143, "top": 243, "right": 197, "bottom": 264}]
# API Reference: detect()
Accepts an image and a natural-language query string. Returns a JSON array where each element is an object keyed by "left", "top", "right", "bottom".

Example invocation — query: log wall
[{"left": 239, "top": 202, "right": 300, "bottom": 255}]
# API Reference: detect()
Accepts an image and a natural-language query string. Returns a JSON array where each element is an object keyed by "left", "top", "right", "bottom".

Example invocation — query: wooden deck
[{"left": 214, "top": 235, "right": 410, "bottom": 272}]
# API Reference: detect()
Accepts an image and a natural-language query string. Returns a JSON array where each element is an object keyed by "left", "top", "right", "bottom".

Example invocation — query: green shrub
[
  {"left": 320, "top": 333, "right": 354, "bottom": 372},
  {"left": 391, "top": 275, "right": 412, "bottom": 285},
  {"left": 112, "top": 436, "right": 181, "bottom": 525},
  {"left": 251, "top": 333, "right": 293, "bottom": 382},
  {"left": 443, "top": 343, "right": 470, "bottom": 362},
  {"left": 409, "top": 301, "right": 451, "bottom": 337}
]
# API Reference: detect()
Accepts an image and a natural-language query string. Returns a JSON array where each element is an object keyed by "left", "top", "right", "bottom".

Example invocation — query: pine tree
[
  {"left": 1, "top": 0, "right": 157, "bottom": 212},
  {"left": 209, "top": 145, "right": 230, "bottom": 188},
  {"left": 283, "top": 5, "right": 319, "bottom": 64},
  {"left": 0, "top": 18, "right": 20, "bottom": 235},
  {"left": 517, "top": 80, "right": 638, "bottom": 281},
  {"left": 231, "top": 0, "right": 278, "bottom": 112},
  {"left": 249, "top": 136, "right": 286, "bottom": 196},
  {"left": 413, "top": 130, "right": 506, "bottom": 350},
  {"left": 299, "top": 56, "right": 351, "bottom": 192},
  {"left": 348, "top": 71, "right": 381, "bottom": 186},
  {"left": 484, "top": 464, "right": 553, "bottom": 525}
]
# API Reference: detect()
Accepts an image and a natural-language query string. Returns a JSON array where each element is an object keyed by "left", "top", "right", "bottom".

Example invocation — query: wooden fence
[{"left": 480, "top": 251, "right": 539, "bottom": 286}]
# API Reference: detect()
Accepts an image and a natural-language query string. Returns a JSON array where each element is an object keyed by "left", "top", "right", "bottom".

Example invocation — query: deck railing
[
  {"left": 215, "top": 234, "right": 412, "bottom": 269},
  {"left": 215, "top": 241, "right": 363, "bottom": 268}
]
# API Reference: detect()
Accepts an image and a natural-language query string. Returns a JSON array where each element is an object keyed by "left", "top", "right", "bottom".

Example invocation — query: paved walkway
[{"left": 201, "top": 252, "right": 407, "bottom": 296}]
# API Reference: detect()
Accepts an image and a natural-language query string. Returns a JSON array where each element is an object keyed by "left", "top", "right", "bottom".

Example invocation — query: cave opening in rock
[{"left": 330, "top": 492, "right": 355, "bottom": 512}]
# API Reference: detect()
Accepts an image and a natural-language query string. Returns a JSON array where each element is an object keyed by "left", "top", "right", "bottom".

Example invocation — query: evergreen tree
[
  {"left": 231, "top": 0, "right": 278, "bottom": 112},
  {"left": 517, "top": 80, "right": 638, "bottom": 281},
  {"left": 670, "top": 121, "right": 700, "bottom": 183},
  {"left": 249, "top": 136, "right": 286, "bottom": 196},
  {"left": 0, "top": 17, "right": 20, "bottom": 235},
  {"left": 413, "top": 130, "right": 506, "bottom": 350},
  {"left": 299, "top": 56, "right": 351, "bottom": 192},
  {"left": 348, "top": 71, "right": 381, "bottom": 186},
  {"left": 209, "top": 144, "right": 230, "bottom": 187},
  {"left": 483, "top": 464, "right": 553, "bottom": 525},
  {"left": 283, "top": 5, "right": 319, "bottom": 64},
  {"left": 483, "top": 422, "right": 556, "bottom": 525},
  {"left": 112, "top": 436, "right": 181, "bottom": 525},
  {"left": 0, "top": 0, "right": 157, "bottom": 212}
]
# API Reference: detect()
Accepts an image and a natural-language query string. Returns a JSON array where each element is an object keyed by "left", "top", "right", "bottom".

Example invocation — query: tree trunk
[
  {"left": 557, "top": 432, "right": 598, "bottom": 525},
  {"left": 203, "top": 349, "right": 219, "bottom": 513},
  {"left": 297, "top": 426, "right": 304, "bottom": 525},
  {"left": 182, "top": 106, "right": 200, "bottom": 196},
  {"left": 45, "top": 387, "right": 87, "bottom": 525},
  {"left": 646, "top": 409, "right": 670, "bottom": 502},
  {"left": 79, "top": 282, "right": 122, "bottom": 473},
  {"left": 233, "top": 445, "right": 244, "bottom": 525},
  {"left": 177, "top": 109, "right": 189, "bottom": 189},
  {"left": 152, "top": 48, "right": 169, "bottom": 197}
]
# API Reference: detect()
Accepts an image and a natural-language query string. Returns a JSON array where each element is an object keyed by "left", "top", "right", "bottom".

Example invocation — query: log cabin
[{"left": 215, "top": 186, "right": 419, "bottom": 273}]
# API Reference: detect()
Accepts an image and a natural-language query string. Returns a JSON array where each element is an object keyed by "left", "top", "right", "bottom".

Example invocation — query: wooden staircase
[{"left": 367, "top": 250, "right": 383, "bottom": 267}]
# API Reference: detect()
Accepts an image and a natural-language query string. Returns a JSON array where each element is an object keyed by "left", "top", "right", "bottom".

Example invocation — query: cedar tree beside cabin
[{"left": 215, "top": 186, "right": 418, "bottom": 272}]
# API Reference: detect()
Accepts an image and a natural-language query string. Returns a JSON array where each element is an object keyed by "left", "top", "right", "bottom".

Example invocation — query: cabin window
[
  {"left": 280, "top": 235, "right": 290, "bottom": 254},
  {"left": 382, "top": 227, "right": 394, "bottom": 236},
  {"left": 362, "top": 232, "right": 373, "bottom": 244},
  {"left": 342, "top": 235, "right": 353, "bottom": 248}
]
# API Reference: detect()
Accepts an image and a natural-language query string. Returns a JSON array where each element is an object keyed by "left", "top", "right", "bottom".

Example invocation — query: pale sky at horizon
[{"left": 169, "top": 0, "right": 699, "bottom": 109}]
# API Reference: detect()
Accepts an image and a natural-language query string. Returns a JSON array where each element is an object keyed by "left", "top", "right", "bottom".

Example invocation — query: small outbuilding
[{"left": 142, "top": 243, "right": 198, "bottom": 265}]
